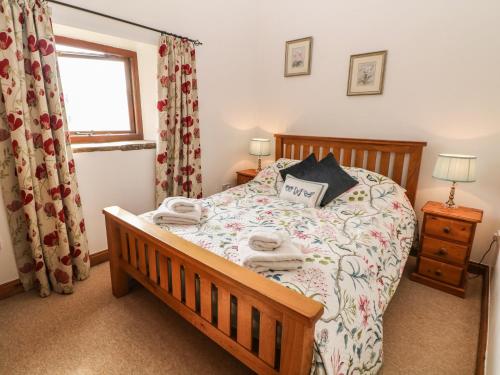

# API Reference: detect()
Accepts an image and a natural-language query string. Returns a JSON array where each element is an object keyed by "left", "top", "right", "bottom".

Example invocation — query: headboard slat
[
  {"left": 354, "top": 149, "right": 364, "bottom": 168},
  {"left": 379, "top": 152, "right": 391, "bottom": 176},
  {"left": 343, "top": 148, "right": 353, "bottom": 167},
  {"left": 392, "top": 153, "right": 406, "bottom": 185},
  {"left": 366, "top": 150, "right": 377, "bottom": 171},
  {"left": 274, "top": 134, "right": 427, "bottom": 207}
]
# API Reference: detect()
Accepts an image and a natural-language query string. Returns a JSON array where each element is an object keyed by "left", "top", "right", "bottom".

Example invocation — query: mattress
[{"left": 141, "top": 158, "right": 416, "bottom": 374}]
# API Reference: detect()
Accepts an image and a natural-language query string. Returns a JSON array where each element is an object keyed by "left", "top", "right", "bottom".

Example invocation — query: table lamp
[
  {"left": 249, "top": 138, "right": 271, "bottom": 171},
  {"left": 432, "top": 153, "right": 476, "bottom": 208}
]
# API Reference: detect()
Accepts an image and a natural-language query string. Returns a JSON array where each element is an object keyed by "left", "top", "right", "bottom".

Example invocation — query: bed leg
[{"left": 105, "top": 219, "right": 130, "bottom": 297}]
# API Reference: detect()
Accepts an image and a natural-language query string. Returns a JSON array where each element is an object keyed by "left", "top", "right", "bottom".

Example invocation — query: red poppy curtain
[
  {"left": 155, "top": 35, "right": 202, "bottom": 206},
  {"left": 0, "top": 0, "right": 89, "bottom": 297}
]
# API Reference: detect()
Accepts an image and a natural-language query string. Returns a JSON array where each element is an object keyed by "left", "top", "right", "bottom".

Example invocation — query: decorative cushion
[
  {"left": 301, "top": 153, "right": 358, "bottom": 206},
  {"left": 279, "top": 153, "right": 317, "bottom": 181},
  {"left": 279, "top": 174, "right": 328, "bottom": 208}
]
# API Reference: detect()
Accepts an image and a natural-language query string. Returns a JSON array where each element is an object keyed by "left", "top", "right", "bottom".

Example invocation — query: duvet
[{"left": 142, "top": 159, "right": 416, "bottom": 374}]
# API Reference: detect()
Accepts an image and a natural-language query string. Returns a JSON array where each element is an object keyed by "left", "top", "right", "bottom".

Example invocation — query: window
[{"left": 55, "top": 36, "right": 143, "bottom": 143}]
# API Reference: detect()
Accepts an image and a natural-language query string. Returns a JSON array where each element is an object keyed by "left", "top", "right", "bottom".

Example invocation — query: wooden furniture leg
[{"left": 106, "top": 217, "right": 130, "bottom": 297}]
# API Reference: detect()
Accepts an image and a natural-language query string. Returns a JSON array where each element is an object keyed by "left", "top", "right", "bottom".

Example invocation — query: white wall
[{"left": 254, "top": 0, "right": 500, "bottom": 262}]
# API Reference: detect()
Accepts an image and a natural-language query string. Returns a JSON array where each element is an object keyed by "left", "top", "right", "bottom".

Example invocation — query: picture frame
[
  {"left": 347, "top": 50, "right": 387, "bottom": 96},
  {"left": 284, "top": 37, "right": 312, "bottom": 77}
]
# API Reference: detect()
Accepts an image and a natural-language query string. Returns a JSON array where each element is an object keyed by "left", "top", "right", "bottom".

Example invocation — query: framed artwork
[
  {"left": 284, "top": 37, "right": 312, "bottom": 77},
  {"left": 347, "top": 50, "right": 387, "bottom": 96}
]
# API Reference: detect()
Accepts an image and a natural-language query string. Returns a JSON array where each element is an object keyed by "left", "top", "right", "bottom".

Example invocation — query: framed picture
[
  {"left": 284, "top": 37, "right": 312, "bottom": 77},
  {"left": 347, "top": 50, "right": 387, "bottom": 96}
]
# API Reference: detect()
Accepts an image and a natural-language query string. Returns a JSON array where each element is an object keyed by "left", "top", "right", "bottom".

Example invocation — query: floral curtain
[
  {"left": 155, "top": 35, "right": 202, "bottom": 206},
  {"left": 0, "top": 0, "right": 89, "bottom": 297}
]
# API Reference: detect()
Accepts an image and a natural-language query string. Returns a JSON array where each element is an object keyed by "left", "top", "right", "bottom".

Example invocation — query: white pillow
[
  {"left": 254, "top": 158, "right": 299, "bottom": 190},
  {"left": 279, "top": 175, "right": 328, "bottom": 208}
]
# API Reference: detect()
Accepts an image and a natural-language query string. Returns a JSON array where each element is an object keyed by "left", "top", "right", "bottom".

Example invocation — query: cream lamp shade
[
  {"left": 249, "top": 138, "right": 271, "bottom": 156},
  {"left": 432, "top": 154, "right": 476, "bottom": 182},
  {"left": 249, "top": 138, "right": 271, "bottom": 171},
  {"left": 432, "top": 153, "right": 477, "bottom": 208}
]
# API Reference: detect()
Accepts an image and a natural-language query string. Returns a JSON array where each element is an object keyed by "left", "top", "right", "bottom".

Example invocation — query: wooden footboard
[{"left": 103, "top": 206, "right": 324, "bottom": 374}]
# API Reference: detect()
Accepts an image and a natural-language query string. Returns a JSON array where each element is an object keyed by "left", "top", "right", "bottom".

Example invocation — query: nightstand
[
  {"left": 410, "top": 201, "right": 483, "bottom": 298},
  {"left": 236, "top": 169, "right": 258, "bottom": 185}
]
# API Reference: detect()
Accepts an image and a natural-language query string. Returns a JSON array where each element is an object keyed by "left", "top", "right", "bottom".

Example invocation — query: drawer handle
[
  {"left": 443, "top": 227, "right": 451, "bottom": 234},
  {"left": 434, "top": 269, "right": 443, "bottom": 277},
  {"left": 435, "top": 248, "right": 448, "bottom": 256}
]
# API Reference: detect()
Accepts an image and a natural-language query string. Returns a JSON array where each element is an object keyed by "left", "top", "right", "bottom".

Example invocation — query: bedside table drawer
[
  {"left": 421, "top": 236, "right": 468, "bottom": 265},
  {"left": 418, "top": 257, "right": 463, "bottom": 286},
  {"left": 424, "top": 215, "right": 473, "bottom": 243}
]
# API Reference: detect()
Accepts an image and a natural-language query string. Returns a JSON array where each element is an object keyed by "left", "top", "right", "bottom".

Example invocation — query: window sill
[{"left": 71, "top": 140, "right": 156, "bottom": 153}]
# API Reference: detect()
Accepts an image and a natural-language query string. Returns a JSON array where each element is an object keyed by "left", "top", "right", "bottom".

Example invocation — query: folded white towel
[
  {"left": 238, "top": 238, "right": 305, "bottom": 272},
  {"left": 247, "top": 231, "right": 287, "bottom": 251},
  {"left": 153, "top": 203, "right": 202, "bottom": 225},
  {"left": 161, "top": 197, "right": 200, "bottom": 213}
]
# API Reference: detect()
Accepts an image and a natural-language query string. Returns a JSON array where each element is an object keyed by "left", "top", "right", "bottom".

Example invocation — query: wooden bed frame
[{"left": 103, "top": 134, "right": 426, "bottom": 374}]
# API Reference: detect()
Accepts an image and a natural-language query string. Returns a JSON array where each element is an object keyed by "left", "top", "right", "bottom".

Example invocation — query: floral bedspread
[{"left": 142, "top": 159, "right": 416, "bottom": 375}]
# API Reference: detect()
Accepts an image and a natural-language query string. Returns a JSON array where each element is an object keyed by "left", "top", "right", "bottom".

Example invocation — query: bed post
[
  {"left": 105, "top": 215, "right": 129, "bottom": 297},
  {"left": 280, "top": 315, "right": 316, "bottom": 374},
  {"left": 275, "top": 134, "right": 283, "bottom": 159}
]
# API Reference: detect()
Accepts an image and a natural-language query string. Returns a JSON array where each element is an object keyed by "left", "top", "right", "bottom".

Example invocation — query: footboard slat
[
  {"left": 171, "top": 258, "right": 182, "bottom": 300},
  {"left": 159, "top": 255, "right": 169, "bottom": 291},
  {"left": 137, "top": 240, "right": 147, "bottom": 275},
  {"left": 120, "top": 229, "right": 129, "bottom": 262},
  {"left": 147, "top": 247, "right": 157, "bottom": 283},
  {"left": 200, "top": 277, "right": 212, "bottom": 321},
  {"left": 259, "top": 313, "right": 277, "bottom": 367},
  {"left": 104, "top": 206, "right": 324, "bottom": 375},
  {"left": 129, "top": 234, "right": 138, "bottom": 269},
  {"left": 185, "top": 268, "right": 196, "bottom": 310},
  {"left": 218, "top": 286, "right": 231, "bottom": 336},
  {"left": 237, "top": 298, "right": 253, "bottom": 350}
]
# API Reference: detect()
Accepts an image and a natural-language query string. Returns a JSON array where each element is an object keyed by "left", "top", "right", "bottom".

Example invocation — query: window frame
[{"left": 55, "top": 35, "right": 144, "bottom": 144}]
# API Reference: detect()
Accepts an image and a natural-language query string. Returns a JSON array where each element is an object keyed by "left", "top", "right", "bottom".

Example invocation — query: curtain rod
[{"left": 47, "top": 0, "right": 203, "bottom": 46}]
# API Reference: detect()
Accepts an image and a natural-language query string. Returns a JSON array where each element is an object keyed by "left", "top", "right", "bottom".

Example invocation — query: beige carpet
[{"left": 0, "top": 257, "right": 481, "bottom": 375}]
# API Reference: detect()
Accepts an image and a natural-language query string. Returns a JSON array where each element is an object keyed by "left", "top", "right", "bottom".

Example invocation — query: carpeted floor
[{"left": 0, "top": 257, "right": 481, "bottom": 375}]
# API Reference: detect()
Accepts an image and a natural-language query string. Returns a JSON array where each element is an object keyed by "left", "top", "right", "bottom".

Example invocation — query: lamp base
[
  {"left": 444, "top": 182, "right": 457, "bottom": 208},
  {"left": 257, "top": 157, "right": 262, "bottom": 172}
]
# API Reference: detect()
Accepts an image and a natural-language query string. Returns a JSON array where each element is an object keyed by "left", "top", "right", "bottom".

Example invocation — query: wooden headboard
[{"left": 275, "top": 134, "right": 427, "bottom": 206}]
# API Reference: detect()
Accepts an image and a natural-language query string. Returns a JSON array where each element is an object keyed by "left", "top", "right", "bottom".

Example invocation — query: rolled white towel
[
  {"left": 238, "top": 238, "right": 305, "bottom": 272},
  {"left": 247, "top": 231, "right": 287, "bottom": 251},
  {"left": 161, "top": 197, "right": 200, "bottom": 213},
  {"left": 153, "top": 204, "right": 201, "bottom": 225}
]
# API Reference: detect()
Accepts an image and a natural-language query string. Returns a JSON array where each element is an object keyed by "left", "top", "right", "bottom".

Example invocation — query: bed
[{"left": 103, "top": 134, "right": 426, "bottom": 374}]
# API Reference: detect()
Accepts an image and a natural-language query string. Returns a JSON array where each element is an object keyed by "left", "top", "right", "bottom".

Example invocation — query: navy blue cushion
[
  {"left": 303, "top": 153, "right": 358, "bottom": 206},
  {"left": 279, "top": 153, "right": 318, "bottom": 181}
]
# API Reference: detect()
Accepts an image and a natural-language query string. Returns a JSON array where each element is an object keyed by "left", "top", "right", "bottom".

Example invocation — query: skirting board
[
  {"left": 0, "top": 253, "right": 490, "bottom": 375},
  {"left": 89, "top": 248, "right": 110, "bottom": 267},
  {"left": 0, "top": 249, "right": 109, "bottom": 300}
]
